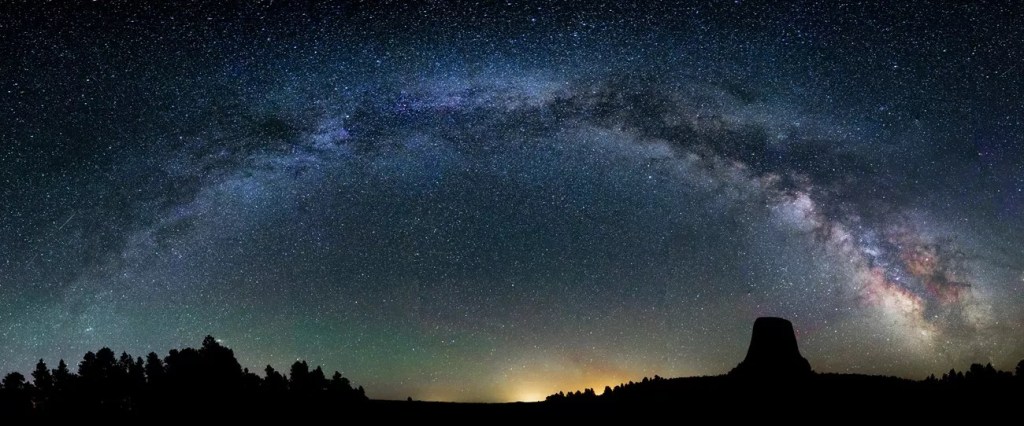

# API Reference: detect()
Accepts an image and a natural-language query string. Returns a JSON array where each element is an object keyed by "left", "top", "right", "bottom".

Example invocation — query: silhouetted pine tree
[
  {"left": 264, "top": 365, "right": 288, "bottom": 394},
  {"left": 144, "top": 352, "right": 164, "bottom": 384},
  {"left": 1, "top": 371, "right": 32, "bottom": 415},
  {"left": 31, "top": 359, "right": 53, "bottom": 410}
]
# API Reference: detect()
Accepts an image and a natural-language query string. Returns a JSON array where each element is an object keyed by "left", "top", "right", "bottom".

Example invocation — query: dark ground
[{"left": 362, "top": 374, "right": 1022, "bottom": 419}]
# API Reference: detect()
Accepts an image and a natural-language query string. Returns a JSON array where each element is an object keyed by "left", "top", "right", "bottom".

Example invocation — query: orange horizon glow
[
  {"left": 384, "top": 365, "right": 668, "bottom": 403},
  {"left": 500, "top": 372, "right": 648, "bottom": 403}
]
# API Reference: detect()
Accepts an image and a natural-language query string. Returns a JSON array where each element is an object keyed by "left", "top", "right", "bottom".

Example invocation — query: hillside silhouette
[
  {"left": 2, "top": 319, "right": 1022, "bottom": 417},
  {"left": 546, "top": 317, "right": 1024, "bottom": 411}
]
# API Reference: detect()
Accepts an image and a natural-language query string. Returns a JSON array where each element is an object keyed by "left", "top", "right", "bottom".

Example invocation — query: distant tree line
[
  {"left": 545, "top": 375, "right": 668, "bottom": 403},
  {"left": 0, "top": 336, "right": 366, "bottom": 415},
  {"left": 926, "top": 362, "right": 1021, "bottom": 385}
]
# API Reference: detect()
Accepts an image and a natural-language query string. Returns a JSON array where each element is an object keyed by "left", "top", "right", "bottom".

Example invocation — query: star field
[{"left": 1, "top": 1, "right": 1023, "bottom": 402}]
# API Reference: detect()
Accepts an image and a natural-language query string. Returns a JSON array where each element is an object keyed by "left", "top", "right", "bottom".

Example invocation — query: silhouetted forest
[{"left": 0, "top": 336, "right": 366, "bottom": 416}]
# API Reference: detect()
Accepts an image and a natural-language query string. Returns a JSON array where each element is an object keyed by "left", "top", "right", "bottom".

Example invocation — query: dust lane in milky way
[{"left": 1, "top": 1, "right": 1022, "bottom": 401}]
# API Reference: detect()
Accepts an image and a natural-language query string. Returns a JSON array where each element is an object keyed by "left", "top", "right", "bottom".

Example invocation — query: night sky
[{"left": 2, "top": 1, "right": 1023, "bottom": 402}]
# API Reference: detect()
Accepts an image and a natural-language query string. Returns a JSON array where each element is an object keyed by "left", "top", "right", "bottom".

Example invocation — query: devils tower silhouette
[{"left": 730, "top": 317, "right": 812, "bottom": 378}]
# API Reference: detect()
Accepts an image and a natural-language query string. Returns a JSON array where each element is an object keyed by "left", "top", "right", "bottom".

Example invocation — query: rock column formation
[{"left": 731, "top": 317, "right": 812, "bottom": 378}]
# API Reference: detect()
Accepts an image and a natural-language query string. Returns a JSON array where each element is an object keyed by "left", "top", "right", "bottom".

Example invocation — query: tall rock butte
[{"left": 730, "top": 317, "right": 812, "bottom": 378}]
